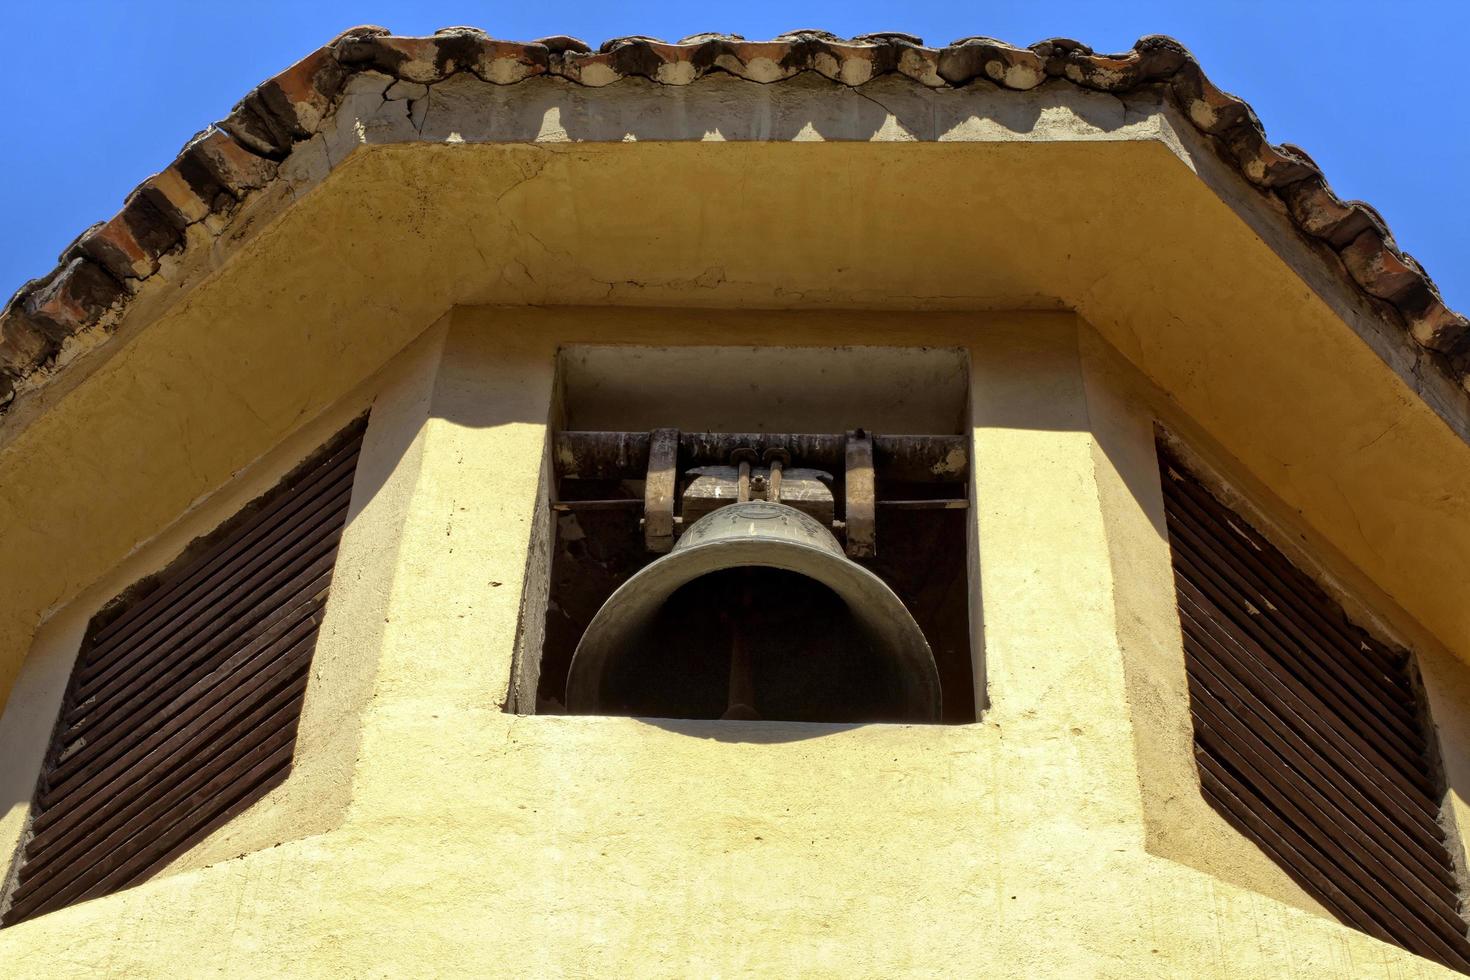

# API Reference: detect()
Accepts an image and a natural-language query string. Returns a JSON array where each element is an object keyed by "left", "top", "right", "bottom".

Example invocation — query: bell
[{"left": 565, "top": 501, "right": 941, "bottom": 722}]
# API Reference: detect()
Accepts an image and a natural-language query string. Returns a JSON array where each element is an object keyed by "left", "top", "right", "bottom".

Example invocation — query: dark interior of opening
[
  {"left": 592, "top": 567, "right": 915, "bottom": 722},
  {"left": 535, "top": 477, "right": 975, "bottom": 723}
]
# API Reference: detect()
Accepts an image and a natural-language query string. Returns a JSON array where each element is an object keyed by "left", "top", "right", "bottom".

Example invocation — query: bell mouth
[{"left": 565, "top": 502, "right": 941, "bottom": 723}]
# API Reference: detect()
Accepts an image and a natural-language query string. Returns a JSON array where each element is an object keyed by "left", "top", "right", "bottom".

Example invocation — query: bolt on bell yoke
[{"left": 565, "top": 501, "right": 942, "bottom": 723}]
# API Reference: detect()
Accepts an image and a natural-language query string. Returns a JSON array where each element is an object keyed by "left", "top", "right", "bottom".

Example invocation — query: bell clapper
[{"left": 721, "top": 572, "right": 762, "bottom": 721}]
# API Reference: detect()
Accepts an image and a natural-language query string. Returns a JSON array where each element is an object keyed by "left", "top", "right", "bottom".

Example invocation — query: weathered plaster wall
[
  {"left": 160, "top": 320, "right": 448, "bottom": 876},
  {"left": 0, "top": 308, "right": 1465, "bottom": 976}
]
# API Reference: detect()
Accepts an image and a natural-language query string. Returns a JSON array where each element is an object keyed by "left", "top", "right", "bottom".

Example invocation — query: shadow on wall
[
  {"left": 633, "top": 716, "right": 868, "bottom": 745},
  {"left": 414, "top": 317, "right": 1127, "bottom": 744},
  {"left": 403, "top": 72, "right": 1135, "bottom": 145}
]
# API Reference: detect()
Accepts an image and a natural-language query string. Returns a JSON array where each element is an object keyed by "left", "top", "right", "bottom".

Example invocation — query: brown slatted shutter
[
  {"left": 1159, "top": 443, "right": 1470, "bottom": 971},
  {"left": 0, "top": 416, "right": 366, "bottom": 927}
]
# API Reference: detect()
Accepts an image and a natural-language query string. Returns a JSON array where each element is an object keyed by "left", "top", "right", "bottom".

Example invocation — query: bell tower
[{"left": 5, "top": 22, "right": 1470, "bottom": 974}]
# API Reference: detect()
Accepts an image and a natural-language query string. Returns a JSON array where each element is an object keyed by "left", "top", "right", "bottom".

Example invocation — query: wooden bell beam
[{"left": 552, "top": 430, "right": 967, "bottom": 483}]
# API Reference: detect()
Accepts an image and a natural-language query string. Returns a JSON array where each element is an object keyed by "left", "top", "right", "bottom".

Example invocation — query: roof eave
[{"left": 2, "top": 26, "right": 1464, "bottom": 431}]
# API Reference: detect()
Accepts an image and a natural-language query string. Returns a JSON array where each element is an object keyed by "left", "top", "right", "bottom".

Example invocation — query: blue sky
[{"left": 5, "top": 1, "right": 1466, "bottom": 311}]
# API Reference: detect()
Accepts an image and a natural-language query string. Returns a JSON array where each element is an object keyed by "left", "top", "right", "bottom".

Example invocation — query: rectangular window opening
[{"left": 511, "top": 346, "right": 982, "bottom": 725}]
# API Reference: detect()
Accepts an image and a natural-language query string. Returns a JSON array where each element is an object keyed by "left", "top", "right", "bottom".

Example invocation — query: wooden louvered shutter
[
  {"left": 0, "top": 416, "right": 366, "bottom": 927},
  {"left": 1159, "top": 443, "right": 1470, "bottom": 971}
]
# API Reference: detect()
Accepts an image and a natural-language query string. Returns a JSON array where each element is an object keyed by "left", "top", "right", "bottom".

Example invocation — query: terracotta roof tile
[{"left": 2, "top": 29, "right": 1465, "bottom": 414}]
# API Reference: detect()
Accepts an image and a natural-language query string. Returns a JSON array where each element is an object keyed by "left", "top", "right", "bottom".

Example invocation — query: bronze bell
[{"left": 565, "top": 501, "right": 941, "bottom": 722}]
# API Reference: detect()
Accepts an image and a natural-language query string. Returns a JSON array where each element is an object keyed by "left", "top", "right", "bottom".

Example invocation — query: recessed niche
[{"left": 510, "top": 345, "right": 980, "bottom": 725}]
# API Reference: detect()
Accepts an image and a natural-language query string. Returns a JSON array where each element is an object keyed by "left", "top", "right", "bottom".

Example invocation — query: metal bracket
[
  {"left": 762, "top": 447, "right": 790, "bottom": 502},
  {"left": 643, "top": 427, "right": 679, "bottom": 553},
  {"left": 845, "top": 428, "right": 876, "bottom": 558},
  {"left": 730, "top": 447, "right": 759, "bottom": 503}
]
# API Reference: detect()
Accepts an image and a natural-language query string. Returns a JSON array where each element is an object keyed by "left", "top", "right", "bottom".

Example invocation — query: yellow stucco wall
[{"left": 1, "top": 307, "right": 1466, "bottom": 977}]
